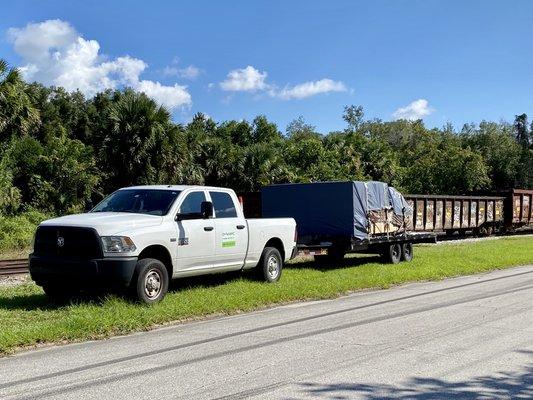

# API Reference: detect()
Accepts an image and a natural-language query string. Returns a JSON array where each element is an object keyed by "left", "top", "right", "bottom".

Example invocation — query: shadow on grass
[
  {"left": 0, "top": 292, "right": 52, "bottom": 311},
  {"left": 169, "top": 270, "right": 246, "bottom": 291},
  {"left": 287, "top": 255, "right": 381, "bottom": 271},
  {"left": 0, "top": 271, "right": 252, "bottom": 312},
  {"left": 0, "top": 255, "right": 383, "bottom": 311},
  {"left": 0, "top": 288, "right": 118, "bottom": 311},
  {"left": 296, "top": 351, "right": 533, "bottom": 399}
]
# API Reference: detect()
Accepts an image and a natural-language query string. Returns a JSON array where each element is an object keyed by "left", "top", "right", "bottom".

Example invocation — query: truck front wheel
[
  {"left": 131, "top": 258, "right": 169, "bottom": 304},
  {"left": 256, "top": 247, "right": 283, "bottom": 283}
]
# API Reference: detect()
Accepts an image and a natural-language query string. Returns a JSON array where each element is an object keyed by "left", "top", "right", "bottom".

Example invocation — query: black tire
[
  {"left": 383, "top": 243, "right": 402, "bottom": 264},
  {"left": 131, "top": 258, "right": 169, "bottom": 304},
  {"left": 401, "top": 242, "right": 414, "bottom": 262},
  {"left": 255, "top": 247, "right": 283, "bottom": 282}
]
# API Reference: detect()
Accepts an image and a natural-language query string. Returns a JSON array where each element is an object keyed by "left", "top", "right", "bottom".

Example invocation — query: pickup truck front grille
[{"left": 34, "top": 226, "right": 103, "bottom": 259}]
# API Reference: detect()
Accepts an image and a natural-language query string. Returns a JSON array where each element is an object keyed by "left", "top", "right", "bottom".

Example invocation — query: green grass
[{"left": 0, "top": 236, "right": 532, "bottom": 355}]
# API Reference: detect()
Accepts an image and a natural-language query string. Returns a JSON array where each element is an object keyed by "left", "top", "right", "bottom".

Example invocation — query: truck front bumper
[{"left": 29, "top": 254, "right": 138, "bottom": 288}]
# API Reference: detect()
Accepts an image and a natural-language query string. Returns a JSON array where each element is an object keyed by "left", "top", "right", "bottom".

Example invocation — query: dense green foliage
[
  {"left": 1, "top": 59, "right": 532, "bottom": 218},
  {"left": 0, "top": 210, "right": 48, "bottom": 253},
  {"left": 1, "top": 236, "right": 532, "bottom": 355}
]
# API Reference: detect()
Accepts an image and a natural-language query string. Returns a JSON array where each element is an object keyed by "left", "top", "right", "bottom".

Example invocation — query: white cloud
[
  {"left": 275, "top": 79, "right": 347, "bottom": 100},
  {"left": 163, "top": 64, "right": 201, "bottom": 80},
  {"left": 7, "top": 19, "right": 191, "bottom": 110},
  {"left": 220, "top": 66, "right": 268, "bottom": 92},
  {"left": 392, "top": 99, "right": 434, "bottom": 121},
  {"left": 135, "top": 80, "right": 191, "bottom": 110},
  {"left": 219, "top": 65, "right": 347, "bottom": 101}
]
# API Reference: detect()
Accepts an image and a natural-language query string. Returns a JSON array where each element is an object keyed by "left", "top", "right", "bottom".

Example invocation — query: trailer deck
[{"left": 296, "top": 231, "right": 436, "bottom": 256}]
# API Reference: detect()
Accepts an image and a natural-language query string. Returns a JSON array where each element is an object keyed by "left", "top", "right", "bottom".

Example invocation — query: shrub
[{"left": 0, "top": 210, "right": 49, "bottom": 253}]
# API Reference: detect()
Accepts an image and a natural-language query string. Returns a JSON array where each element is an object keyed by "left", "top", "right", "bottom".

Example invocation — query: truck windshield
[{"left": 91, "top": 189, "right": 181, "bottom": 216}]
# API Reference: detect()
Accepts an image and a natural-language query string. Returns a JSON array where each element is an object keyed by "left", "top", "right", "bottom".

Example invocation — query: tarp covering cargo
[{"left": 262, "top": 181, "right": 412, "bottom": 242}]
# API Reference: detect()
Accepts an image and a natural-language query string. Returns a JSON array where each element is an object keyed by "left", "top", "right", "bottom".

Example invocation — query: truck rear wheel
[
  {"left": 131, "top": 258, "right": 169, "bottom": 304},
  {"left": 383, "top": 243, "right": 402, "bottom": 264},
  {"left": 256, "top": 247, "right": 283, "bottom": 283},
  {"left": 401, "top": 243, "right": 414, "bottom": 262}
]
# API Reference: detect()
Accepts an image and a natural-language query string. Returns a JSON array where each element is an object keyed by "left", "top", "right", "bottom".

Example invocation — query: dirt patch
[{"left": 0, "top": 274, "right": 30, "bottom": 287}]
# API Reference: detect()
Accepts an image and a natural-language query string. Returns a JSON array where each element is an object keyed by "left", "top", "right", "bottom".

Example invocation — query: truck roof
[{"left": 121, "top": 185, "right": 232, "bottom": 192}]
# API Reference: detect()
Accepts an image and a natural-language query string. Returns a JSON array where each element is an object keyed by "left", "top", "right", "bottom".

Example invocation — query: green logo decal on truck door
[{"left": 221, "top": 231, "right": 236, "bottom": 247}]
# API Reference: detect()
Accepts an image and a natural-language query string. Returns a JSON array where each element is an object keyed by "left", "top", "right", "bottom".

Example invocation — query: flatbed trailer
[
  {"left": 295, "top": 231, "right": 436, "bottom": 263},
  {"left": 259, "top": 181, "right": 437, "bottom": 264}
]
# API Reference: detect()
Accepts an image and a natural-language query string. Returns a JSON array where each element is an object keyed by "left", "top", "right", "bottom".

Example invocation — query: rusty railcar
[
  {"left": 404, "top": 194, "right": 505, "bottom": 235},
  {"left": 504, "top": 188, "right": 533, "bottom": 229}
]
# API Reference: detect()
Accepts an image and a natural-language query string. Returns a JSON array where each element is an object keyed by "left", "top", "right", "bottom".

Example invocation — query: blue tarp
[{"left": 262, "top": 181, "right": 412, "bottom": 242}]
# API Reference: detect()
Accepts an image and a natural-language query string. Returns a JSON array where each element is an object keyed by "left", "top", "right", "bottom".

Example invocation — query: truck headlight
[{"left": 101, "top": 236, "right": 137, "bottom": 253}]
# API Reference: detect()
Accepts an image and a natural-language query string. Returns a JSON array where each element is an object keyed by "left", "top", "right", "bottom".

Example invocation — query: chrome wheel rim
[
  {"left": 267, "top": 255, "right": 280, "bottom": 280},
  {"left": 404, "top": 246, "right": 411, "bottom": 258},
  {"left": 144, "top": 269, "right": 162, "bottom": 299}
]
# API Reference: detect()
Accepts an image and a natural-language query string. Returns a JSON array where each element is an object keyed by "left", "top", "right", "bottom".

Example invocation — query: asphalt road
[{"left": 1, "top": 266, "right": 533, "bottom": 399}]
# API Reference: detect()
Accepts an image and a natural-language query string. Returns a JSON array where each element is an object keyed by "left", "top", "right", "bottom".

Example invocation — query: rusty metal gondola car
[
  {"left": 404, "top": 194, "right": 505, "bottom": 236},
  {"left": 505, "top": 188, "right": 533, "bottom": 230},
  {"left": 404, "top": 188, "right": 533, "bottom": 236}
]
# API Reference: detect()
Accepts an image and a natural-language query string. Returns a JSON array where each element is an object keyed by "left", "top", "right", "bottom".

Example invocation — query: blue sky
[{"left": 1, "top": 0, "right": 532, "bottom": 133}]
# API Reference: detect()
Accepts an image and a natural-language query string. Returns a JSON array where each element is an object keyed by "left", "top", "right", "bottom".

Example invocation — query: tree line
[{"left": 1, "top": 59, "right": 532, "bottom": 216}]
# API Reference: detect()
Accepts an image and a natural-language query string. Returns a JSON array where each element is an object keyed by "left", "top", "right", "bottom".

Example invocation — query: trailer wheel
[
  {"left": 383, "top": 243, "right": 402, "bottom": 264},
  {"left": 256, "top": 247, "right": 283, "bottom": 282},
  {"left": 401, "top": 243, "right": 414, "bottom": 262},
  {"left": 131, "top": 258, "right": 169, "bottom": 304}
]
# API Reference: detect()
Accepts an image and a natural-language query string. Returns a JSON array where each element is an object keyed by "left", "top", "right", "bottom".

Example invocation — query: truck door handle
[
  {"left": 204, "top": 226, "right": 214, "bottom": 231},
  {"left": 236, "top": 225, "right": 245, "bottom": 230}
]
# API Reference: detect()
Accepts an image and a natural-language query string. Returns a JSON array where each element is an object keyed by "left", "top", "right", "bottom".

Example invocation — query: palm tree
[
  {"left": 0, "top": 59, "right": 21, "bottom": 89},
  {"left": 101, "top": 89, "right": 173, "bottom": 189},
  {"left": 0, "top": 59, "right": 39, "bottom": 139}
]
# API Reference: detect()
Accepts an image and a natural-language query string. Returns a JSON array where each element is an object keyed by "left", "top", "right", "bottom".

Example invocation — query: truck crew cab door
[
  {"left": 174, "top": 190, "right": 215, "bottom": 273},
  {"left": 209, "top": 191, "right": 248, "bottom": 270}
]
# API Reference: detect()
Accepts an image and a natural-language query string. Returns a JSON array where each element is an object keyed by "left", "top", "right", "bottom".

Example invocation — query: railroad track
[{"left": 0, "top": 259, "right": 29, "bottom": 276}]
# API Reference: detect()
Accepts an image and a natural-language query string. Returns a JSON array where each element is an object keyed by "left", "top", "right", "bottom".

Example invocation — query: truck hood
[{"left": 40, "top": 212, "right": 163, "bottom": 236}]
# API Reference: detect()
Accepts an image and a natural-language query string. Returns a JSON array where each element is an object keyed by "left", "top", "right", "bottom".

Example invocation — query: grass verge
[{"left": 0, "top": 236, "right": 532, "bottom": 355}]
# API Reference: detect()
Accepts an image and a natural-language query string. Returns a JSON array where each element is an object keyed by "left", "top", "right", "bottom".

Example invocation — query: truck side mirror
[{"left": 201, "top": 201, "right": 214, "bottom": 219}]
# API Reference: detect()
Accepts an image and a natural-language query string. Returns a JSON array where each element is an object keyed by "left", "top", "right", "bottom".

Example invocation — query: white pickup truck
[{"left": 29, "top": 185, "right": 297, "bottom": 303}]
